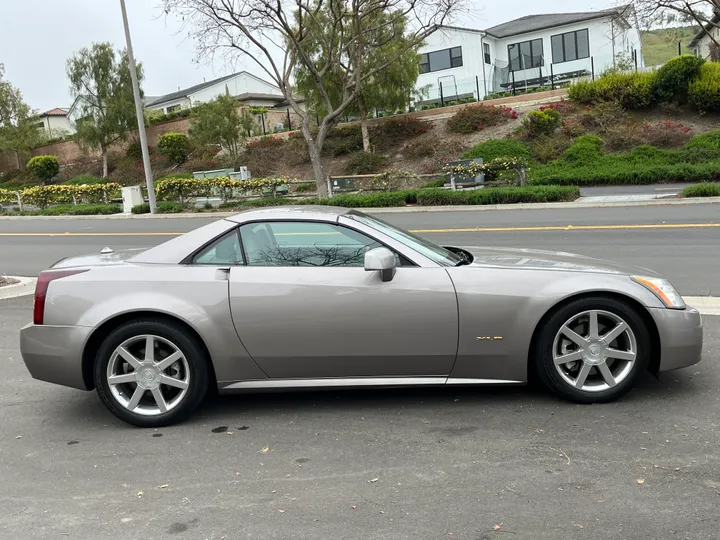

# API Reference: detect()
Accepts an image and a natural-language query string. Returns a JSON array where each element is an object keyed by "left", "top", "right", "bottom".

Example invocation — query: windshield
[{"left": 347, "top": 211, "right": 462, "bottom": 266}]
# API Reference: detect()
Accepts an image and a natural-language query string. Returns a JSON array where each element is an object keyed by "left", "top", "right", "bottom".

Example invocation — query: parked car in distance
[{"left": 20, "top": 206, "right": 702, "bottom": 427}]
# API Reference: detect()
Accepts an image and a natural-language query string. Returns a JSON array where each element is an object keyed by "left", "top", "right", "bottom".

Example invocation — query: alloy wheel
[{"left": 552, "top": 309, "right": 637, "bottom": 392}]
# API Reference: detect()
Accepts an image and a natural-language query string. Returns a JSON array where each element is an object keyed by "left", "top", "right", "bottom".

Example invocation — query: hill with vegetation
[{"left": 641, "top": 26, "right": 698, "bottom": 66}]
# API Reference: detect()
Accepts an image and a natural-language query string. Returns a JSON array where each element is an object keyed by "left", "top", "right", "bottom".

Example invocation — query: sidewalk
[{"left": 0, "top": 195, "right": 717, "bottom": 220}]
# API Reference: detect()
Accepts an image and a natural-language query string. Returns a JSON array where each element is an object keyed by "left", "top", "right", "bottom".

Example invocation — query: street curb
[
  {"left": 0, "top": 276, "right": 37, "bottom": 300},
  {"left": 0, "top": 196, "right": 718, "bottom": 220}
]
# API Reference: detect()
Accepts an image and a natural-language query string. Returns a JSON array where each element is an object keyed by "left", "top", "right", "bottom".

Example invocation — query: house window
[
  {"left": 551, "top": 29, "right": 590, "bottom": 64},
  {"left": 166, "top": 105, "right": 181, "bottom": 113},
  {"left": 483, "top": 43, "right": 491, "bottom": 64},
  {"left": 508, "top": 39, "right": 543, "bottom": 71},
  {"left": 419, "top": 47, "right": 463, "bottom": 74}
]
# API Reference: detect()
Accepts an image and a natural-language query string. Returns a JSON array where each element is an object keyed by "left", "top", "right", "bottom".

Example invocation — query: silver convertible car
[{"left": 20, "top": 206, "right": 702, "bottom": 427}]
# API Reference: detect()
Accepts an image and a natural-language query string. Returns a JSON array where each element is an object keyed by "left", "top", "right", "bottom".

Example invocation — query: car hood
[
  {"left": 51, "top": 248, "right": 147, "bottom": 269},
  {"left": 458, "top": 246, "right": 660, "bottom": 277}
]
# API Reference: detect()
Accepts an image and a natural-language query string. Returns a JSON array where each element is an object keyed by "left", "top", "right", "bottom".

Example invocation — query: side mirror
[{"left": 364, "top": 247, "right": 397, "bottom": 282}]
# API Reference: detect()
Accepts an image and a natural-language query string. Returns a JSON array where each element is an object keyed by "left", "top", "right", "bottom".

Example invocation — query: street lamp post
[{"left": 120, "top": 0, "right": 157, "bottom": 213}]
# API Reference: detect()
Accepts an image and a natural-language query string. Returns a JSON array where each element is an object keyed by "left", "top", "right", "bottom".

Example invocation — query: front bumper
[
  {"left": 20, "top": 324, "right": 93, "bottom": 390},
  {"left": 648, "top": 306, "right": 703, "bottom": 372}
]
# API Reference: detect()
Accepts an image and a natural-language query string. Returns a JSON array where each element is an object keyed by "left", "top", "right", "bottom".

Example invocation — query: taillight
[{"left": 33, "top": 269, "right": 88, "bottom": 325}]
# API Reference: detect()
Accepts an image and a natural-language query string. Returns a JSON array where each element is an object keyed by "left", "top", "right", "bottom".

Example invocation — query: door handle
[{"left": 215, "top": 267, "right": 231, "bottom": 280}]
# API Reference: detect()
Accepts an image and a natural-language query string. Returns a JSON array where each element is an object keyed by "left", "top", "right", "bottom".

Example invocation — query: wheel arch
[
  {"left": 81, "top": 310, "right": 218, "bottom": 391},
  {"left": 527, "top": 291, "right": 662, "bottom": 379}
]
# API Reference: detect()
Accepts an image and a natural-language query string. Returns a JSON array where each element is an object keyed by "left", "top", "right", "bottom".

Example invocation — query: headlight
[{"left": 632, "top": 276, "right": 685, "bottom": 309}]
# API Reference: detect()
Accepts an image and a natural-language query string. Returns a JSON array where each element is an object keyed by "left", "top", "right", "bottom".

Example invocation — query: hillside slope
[{"left": 641, "top": 26, "right": 698, "bottom": 66}]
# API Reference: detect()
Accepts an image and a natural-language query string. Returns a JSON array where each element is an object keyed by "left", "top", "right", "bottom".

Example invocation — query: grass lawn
[{"left": 641, "top": 26, "right": 698, "bottom": 66}]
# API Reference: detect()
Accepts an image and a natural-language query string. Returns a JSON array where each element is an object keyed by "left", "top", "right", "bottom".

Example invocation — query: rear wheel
[
  {"left": 94, "top": 319, "right": 209, "bottom": 427},
  {"left": 534, "top": 297, "right": 651, "bottom": 403}
]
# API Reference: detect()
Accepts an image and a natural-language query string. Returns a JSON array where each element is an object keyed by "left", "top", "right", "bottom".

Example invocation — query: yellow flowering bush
[{"left": 0, "top": 188, "right": 15, "bottom": 203}]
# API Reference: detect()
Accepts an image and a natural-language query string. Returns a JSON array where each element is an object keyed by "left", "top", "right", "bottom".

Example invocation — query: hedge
[
  {"left": 682, "top": 182, "right": 720, "bottom": 197},
  {"left": 11, "top": 204, "right": 121, "bottom": 216},
  {"left": 568, "top": 71, "right": 657, "bottom": 109},
  {"left": 414, "top": 186, "right": 579, "bottom": 205},
  {"left": 688, "top": 62, "right": 720, "bottom": 113},
  {"left": 0, "top": 183, "right": 122, "bottom": 208},
  {"left": 462, "top": 139, "right": 532, "bottom": 162}
]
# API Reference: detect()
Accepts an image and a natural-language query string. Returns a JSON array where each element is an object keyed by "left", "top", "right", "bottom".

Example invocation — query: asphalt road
[
  {"left": 1, "top": 294, "right": 718, "bottom": 540},
  {"left": 1, "top": 203, "right": 718, "bottom": 294}
]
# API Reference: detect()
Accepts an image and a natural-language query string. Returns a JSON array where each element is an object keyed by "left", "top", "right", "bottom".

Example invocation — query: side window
[
  {"left": 239, "top": 221, "right": 382, "bottom": 267},
  {"left": 193, "top": 230, "right": 244, "bottom": 265}
]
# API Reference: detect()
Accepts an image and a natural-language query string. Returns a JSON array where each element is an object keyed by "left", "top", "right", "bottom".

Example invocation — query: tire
[
  {"left": 94, "top": 318, "right": 209, "bottom": 427},
  {"left": 534, "top": 296, "right": 651, "bottom": 404}
]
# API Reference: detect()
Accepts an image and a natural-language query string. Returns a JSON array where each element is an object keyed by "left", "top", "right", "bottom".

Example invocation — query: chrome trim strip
[
  {"left": 222, "top": 377, "right": 448, "bottom": 390},
  {"left": 446, "top": 378, "right": 523, "bottom": 385}
]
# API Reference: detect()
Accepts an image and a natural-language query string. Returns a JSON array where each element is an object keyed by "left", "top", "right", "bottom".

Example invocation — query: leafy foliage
[
  {"left": 653, "top": 55, "right": 704, "bottom": 104},
  {"left": 345, "top": 152, "right": 387, "bottom": 174},
  {"left": 682, "top": 182, "right": 720, "bottom": 197},
  {"left": 0, "top": 64, "right": 43, "bottom": 161},
  {"left": 189, "top": 94, "right": 245, "bottom": 167},
  {"left": 67, "top": 43, "right": 143, "bottom": 176},
  {"left": 415, "top": 186, "right": 579, "bottom": 205},
  {"left": 688, "top": 62, "right": 720, "bottom": 113},
  {"left": 568, "top": 71, "right": 657, "bottom": 109},
  {"left": 523, "top": 109, "right": 562, "bottom": 137},
  {"left": 685, "top": 131, "right": 720, "bottom": 151},
  {"left": 447, "top": 104, "right": 518, "bottom": 134},
  {"left": 132, "top": 201, "right": 186, "bottom": 214},
  {"left": 157, "top": 132, "right": 192, "bottom": 164},
  {"left": 13, "top": 182, "right": 121, "bottom": 208},
  {"left": 462, "top": 139, "right": 532, "bottom": 162},
  {"left": 63, "top": 174, "right": 107, "bottom": 185},
  {"left": 27, "top": 155, "right": 60, "bottom": 184}
]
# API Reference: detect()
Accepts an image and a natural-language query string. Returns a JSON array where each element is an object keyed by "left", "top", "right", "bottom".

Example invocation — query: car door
[{"left": 228, "top": 219, "right": 458, "bottom": 380}]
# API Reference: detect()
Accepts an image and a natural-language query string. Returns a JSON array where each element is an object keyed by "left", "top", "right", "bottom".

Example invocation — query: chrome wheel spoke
[
  {"left": 160, "top": 375, "right": 189, "bottom": 390},
  {"left": 151, "top": 387, "right": 168, "bottom": 413},
  {"left": 602, "top": 322, "right": 629, "bottom": 345},
  {"left": 588, "top": 311, "right": 600, "bottom": 339},
  {"left": 155, "top": 351, "right": 182, "bottom": 371},
  {"left": 598, "top": 362, "right": 616, "bottom": 387},
  {"left": 554, "top": 350, "right": 583, "bottom": 365},
  {"left": 144, "top": 336, "right": 155, "bottom": 363},
  {"left": 126, "top": 386, "right": 145, "bottom": 411},
  {"left": 108, "top": 373, "right": 136, "bottom": 385},
  {"left": 561, "top": 326, "right": 588, "bottom": 348},
  {"left": 606, "top": 348, "right": 636, "bottom": 362},
  {"left": 574, "top": 362, "right": 592, "bottom": 388},
  {"left": 117, "top": 346, "right": 141, "bottom": 369}
]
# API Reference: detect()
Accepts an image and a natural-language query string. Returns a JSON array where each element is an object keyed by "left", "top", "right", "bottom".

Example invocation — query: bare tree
[
  {"left": 162, "top": 0, "right": 464, "bottom": 196},
  {"left": 634, "top": 0, "right": 720, "bottom": 48}
]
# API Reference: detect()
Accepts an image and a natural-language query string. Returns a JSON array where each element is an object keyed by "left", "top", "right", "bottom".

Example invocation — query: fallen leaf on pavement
[
  {"left": 271, "top": 490, "right": 277, "bottom": 494},
  {"left": 351, "top": 505, "right": 357, "bottom": 510},
  {"left": 159, "top": 484, "right": 169, "bottom": 489},
  {"left": 493, "top": 523, "right": 503, "bottom": 530},
  {"left": 262, "top": 447, "right": 270, "bottom": 453},
  {"left": 368, "top": 478, "right": 379, "bottom": 483},
  {"left": 636, "top": 479, "right": 645, "bottom": 485},
  {"left": 137, "top": 491, "right": 143, "bottom": 498},
  {"left": 15, "top": 436, "right": 21, "bottom": 439},
  {"left": 278, "top": 509, "right": 285, "bottom": 513},
  {"left": 235, "top": 472, "right": 241, "bottom": 476}
]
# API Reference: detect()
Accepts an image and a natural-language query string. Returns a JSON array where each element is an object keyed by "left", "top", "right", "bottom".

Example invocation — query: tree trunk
[
  {"left": 102, "top": 149, "right": 109, "bottom": 178},
  {"left": 300, "top": 116, "right": 328, "bottom": 197},
  {"left": 358, "top": 95, "right": 371, "bottom": 153}
]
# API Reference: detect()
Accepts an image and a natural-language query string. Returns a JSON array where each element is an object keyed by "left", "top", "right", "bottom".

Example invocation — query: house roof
[
  {"left": 38, "top": 107, "right": 68, "bottom": 117},
  {"left": 689, "top": 14, "right": 720, "bottom": 48},
  {"left": 484, "top": 6, "right": 632, "bottom": 39},
  {"left": 145, "top": 71, "right": 279, "bottom": 107}
]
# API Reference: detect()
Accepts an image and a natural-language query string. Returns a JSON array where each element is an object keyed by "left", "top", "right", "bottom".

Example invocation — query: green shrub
[
  {"left": 568, "top": 71, "right": 657, "bottom": 109},
  {"left": 371, "top": 117, "right": 432, "bottom": 149},
  {"left": 27, "top": 155, "right": 60, "bottom": 184},
  {"left": 531, "top": 136, "right": 571, "bottom": 163},
  {"left": 682, "top": 182, "right": 720, "bottom": 197},
  {"left": 64, "top": 174, "right": 107, "bottom": 185},
  {"left": 462, "top": 139, "right": 532, "bottom": 161},
  {"left": 689, "top": 62, "right": 720, "bottom": 113},
  {"left": 447, "top": 104, "right": 518, "bottom": 134},
  {"left": 157, "top": 133, "right": 192, "bottom": 165},
  {"left": 415, "top": 186, "right": 579, "bottom": 206},
  {"left": 686, "top": 131, "right": 720, "bottom": 151},
  {"left": 323, "top": 125, "right": 363, "bottom": 156},
  {"left": 156, "top": 173, "right": 194, "bottom": 181},
  {"left": 562, "top": 135, "right": 604, "bottom": 164},
  {"left": 654, "top": 55, "right": 704, "bottom": 104},
  {"left": 523, "top": 109, "right": 562, "bottom": 137},
  {"left": 580, "top": 101, "right": 626, "bottom": 131},
  {"left": 131, "top": 201, "right": 185, "bottom": 214},
  {"left": 126, "top": 139, "right": 143, "bottom": 160},
  {"left": 345, "top": 152, "right": 387, "bottom": 174},
  {"left": 294, "top": 182, "right": 315, "bottom": 193},
  {"left": 131, "top": 203, "right": 150, "bottom": 214},
  {"left": 420, "top": 178, "right": 446, "bottom": 188},
  {"left": 329, "top": 191, "right": 409, "bottom": 207},
  {"left": 35, "top": 204, "right": 121, "bottom": 216}
]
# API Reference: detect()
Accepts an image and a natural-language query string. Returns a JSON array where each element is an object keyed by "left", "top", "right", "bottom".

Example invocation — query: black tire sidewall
[
  {"left": 94, "top": 319, "right": 209, "bottom": 427},
  {"left": 535, "top": 297, "right": 651, "bottom": 403}
]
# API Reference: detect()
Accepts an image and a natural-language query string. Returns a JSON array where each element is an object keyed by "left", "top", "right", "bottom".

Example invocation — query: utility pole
[{"left": 120, "top": 0, "right": 156, "bottom": 213}]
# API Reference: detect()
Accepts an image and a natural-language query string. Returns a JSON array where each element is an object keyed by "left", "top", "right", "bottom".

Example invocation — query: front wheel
[
  {"left": 94, "top": 319, "right": 209, "bottom": 427},
  {"left": 534, "top": 297, "right": 651, "bottom": 403}
]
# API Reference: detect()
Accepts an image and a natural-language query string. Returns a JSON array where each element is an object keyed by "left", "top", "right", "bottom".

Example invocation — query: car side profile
[{"left": 20, "top": 206, "right": 703, "bottom": 427}]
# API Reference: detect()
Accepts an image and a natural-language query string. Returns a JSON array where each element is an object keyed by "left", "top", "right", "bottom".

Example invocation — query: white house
[
  {"left": 145, "top": 71, "right": 287, "bottom": 113},
  {"left": 415, "top": 6, "right": 643, "bottom": 103},
  {"left": 689, "top": 14, "right": 720, "bottom": 60},
  {"left": 35, "top": 107, "right": 74, "bottom": 136}
]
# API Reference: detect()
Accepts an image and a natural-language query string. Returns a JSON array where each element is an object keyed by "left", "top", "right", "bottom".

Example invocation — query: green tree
[
  {"left": 67, "top": 43, "right": 143, "bottom": 177},
  {"left": 27, "top": 155, "right": 60, "bottom": 185},
  {"left": 189, "top": 93, "right": 245, "bottom": 167},
  {"left": 295, "top": 9, "right": 420, "bottom": 152},
  {"left": 162, "top": 0, "right": 463, "bottom": 196},
  {"left": 0, "top": 64, "right": 43, "bottom": 168}
]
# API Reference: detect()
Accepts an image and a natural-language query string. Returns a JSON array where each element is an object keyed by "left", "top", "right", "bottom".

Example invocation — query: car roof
[{"left": 225, "top": 205, "right": 351, "bottom": 224}]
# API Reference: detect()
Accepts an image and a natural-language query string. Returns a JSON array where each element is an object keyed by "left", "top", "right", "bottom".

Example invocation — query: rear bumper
[
  {"left": 648, "top": 307, "right": 703, "bottom": 372},
  {"left": 20, "top": 324, "right": 93, "bottom": 390}
]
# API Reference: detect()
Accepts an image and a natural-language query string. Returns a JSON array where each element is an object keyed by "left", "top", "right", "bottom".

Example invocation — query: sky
[{"left": 0, "top": 0, "right": 616, "bottom": 112}]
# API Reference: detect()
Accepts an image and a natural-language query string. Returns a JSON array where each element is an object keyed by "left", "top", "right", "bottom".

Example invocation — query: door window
[
  {"left": 240, "top": 221, "right": 382, "bottom": 267},
  {"left": 193, "top": 230, "right": 244, "bottom": 265}
]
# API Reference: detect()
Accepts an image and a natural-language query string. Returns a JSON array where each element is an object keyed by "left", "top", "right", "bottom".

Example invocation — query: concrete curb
[
  {"left": 0, "top": 276, "right": 37, "bottom": 300},
  {"left": 0, "top": 196, "right": 718, "bottom": 220},
  {"left": 683, "top": 296, "right": 720, "bottom": 316}
]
